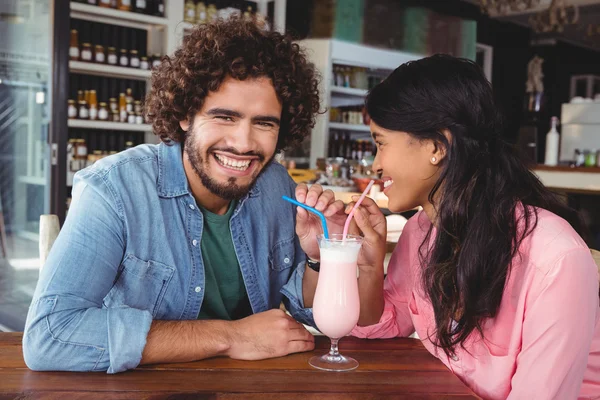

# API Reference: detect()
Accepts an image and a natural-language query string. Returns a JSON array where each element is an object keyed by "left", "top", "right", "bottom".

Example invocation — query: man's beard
[{"left": 184, "top": 135, "right": 271, "bottom": 201}]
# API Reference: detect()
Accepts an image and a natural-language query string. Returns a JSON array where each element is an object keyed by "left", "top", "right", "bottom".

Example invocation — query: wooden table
[{"left": 0, "top": 332, "right": 477, "bottom": 399}]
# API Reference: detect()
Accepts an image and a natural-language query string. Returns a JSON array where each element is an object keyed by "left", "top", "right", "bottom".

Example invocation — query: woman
[{"left": 348, "top": 54, "right": 600, "bottom": 399}]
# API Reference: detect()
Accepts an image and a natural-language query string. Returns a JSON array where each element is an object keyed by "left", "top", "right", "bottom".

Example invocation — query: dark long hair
[{"left": 366, "top": 54, "right": 583, "bottom": 357}]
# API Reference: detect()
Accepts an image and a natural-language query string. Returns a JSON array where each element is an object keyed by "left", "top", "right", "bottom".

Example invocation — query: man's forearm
[
  {"left": 140, "top": 320, "right": 233, "bottom": 365},
  {"left": 357, "top": 268, "right": 385, "bottom": 326},
  {"left": 302, "top": 266, "right": 319, "bottom": 308}
]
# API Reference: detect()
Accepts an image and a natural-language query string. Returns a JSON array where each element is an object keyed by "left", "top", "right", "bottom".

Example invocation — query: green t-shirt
[{"left": 197, "top": 201, "right": 253, "bottom": 321}]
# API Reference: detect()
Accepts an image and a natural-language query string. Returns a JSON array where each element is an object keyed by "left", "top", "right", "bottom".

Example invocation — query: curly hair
[{"left": 145, "top": 18, "right": 320, "bottom": 151}]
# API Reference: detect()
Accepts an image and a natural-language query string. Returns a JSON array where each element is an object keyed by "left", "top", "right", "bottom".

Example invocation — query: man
[{"left": 23, "top": 18, "right": 347, "bottom": 373}]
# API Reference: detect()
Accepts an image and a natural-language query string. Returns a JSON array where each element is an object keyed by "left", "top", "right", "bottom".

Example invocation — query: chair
[{"left": 39, "top": 215, "right": 60, "bottom": 270}]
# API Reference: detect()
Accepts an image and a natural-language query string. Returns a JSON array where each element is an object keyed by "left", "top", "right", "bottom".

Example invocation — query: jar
[
  {"left": 119, "top": 49, "right": 129, "bottom": 67},
  {"left": 127, "top": 112, "right": 136, "bottom": 124},
  {"left": 69, "top": 30, "right": 79, "bottom": 61},
  {"left": 184, "top": 0, "right": 196, "bottom": 23},
  {"left": 125, "top": 141, "right": 134, "bottom": 149},
  {"left": 134, "top": 100, "right": 142, "bottom": 114},
  {"left": 68, "top": 100, "right": 78, "bottom": 119},
  {"left": 117, "top": 0, "right": 131, "bottom": 12},
  {"left": 94, "top": 45, "right": 105, "bottom": 63},
  {"left": 78, "top": 101, "right": 89, "bottom": 119},
  {"left": 207, "top": 3, "right": 217, "bottom": 21},
  {"left": 81, "top": 43, "right": 93, "bottom": 62},
  {"left": 88, "top": 90, "right": 98, "bottom": 120},
  {"left": 134, "top": 0, "right": 147, "bottom": 13},
  {"left": 98, "top": 0, "right": 112, "bottom": 7},
  {"left": 111, "top": 110, "right": 120, "bottom": 122},
  {"left": 196, "top": 2, "right": 207, "bottom": 24},
  {"left": 130, "top": 50, "right": 140, "bottom": 68},
  {"left": 119, "top": 93, "right": 127, "bottom": 122},
  {"left": 77, "top": 90, "right": 84, "bottom": 102},
  {"left": 152, "top": 53, "right": 161, "bottom": 69},
  {"left": 586, "top": 150, "right": 597, "bottom": 167},
  {"left": 75, "top": 139, "right": 88, "bottom": 160},
  {"left": 135, "top": 112, "right": 144, "bottom": 124},
  {"left": 98, "top": 102, "right": 109, "bottom": 120},
  {"left": 107, "top": 47, "right": 118, "bottom": 65},
  {"left": 140, "top": 56, "right": 149, "bottom": 70},
  {"left": 109, "top": 97, "right": 118, "bottom": 113}
]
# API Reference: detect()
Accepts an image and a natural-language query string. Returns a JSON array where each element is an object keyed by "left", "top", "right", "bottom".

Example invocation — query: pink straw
[{"left": 342, "top": 180, "right": 375, "bottom": 242}]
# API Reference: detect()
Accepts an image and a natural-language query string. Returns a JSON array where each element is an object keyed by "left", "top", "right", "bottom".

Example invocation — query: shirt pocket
[
  {"left": 103, "top": 254, "right": 175, "bottom": 318},
  {"left": 269, "top": 238, "right": 295, "bottom": 272}
]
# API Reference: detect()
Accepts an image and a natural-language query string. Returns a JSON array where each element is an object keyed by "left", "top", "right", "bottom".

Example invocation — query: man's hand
[
  {"left": 294, "top": 183, "right": 346, "bottom": 261},
  {"left": 227, "top": 309, "right": 315, "bottom": 360}
]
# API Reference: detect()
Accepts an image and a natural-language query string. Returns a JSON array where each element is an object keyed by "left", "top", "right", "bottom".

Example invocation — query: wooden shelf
[
  {"left": 68, "top": 119, "right": 152, "bottom": 132},
  {"left": 331, "top": 86, "right": 368, "bottom": 97},
  {"left": 329, "top": 122, "right": 371, "bottom": 132},
  {"left": 69, "top": 61, "right": 151, "bottom": 81},
  {"left": 70, "top": 2, "right": 168, "bottom": 30}
]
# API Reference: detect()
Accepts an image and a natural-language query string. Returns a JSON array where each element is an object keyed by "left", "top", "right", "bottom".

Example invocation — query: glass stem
[{"left": 329, "top": 338, "right": 340, "bottom": 357}]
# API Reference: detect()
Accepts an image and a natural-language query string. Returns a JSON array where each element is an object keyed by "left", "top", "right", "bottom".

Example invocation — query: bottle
[
  {"left": 98, "top": 0, "right": 112, "bottom": 7},
  {"left": 127, "top": 111, "right": 136, "bottom": 124},
  {"left": 84, "top": 90, "right": 90, "bottom": 104},
  {"left": 135, "top": 112, "right": 144, "bottom": 124},
  {"left": 140, "top": 56, "right": 149, "bottom": 70},
  {"left": 130, "top": 50, "right": 140, "bottom": 68},
  {"left": 153, "top": 0, "right": 165, "bottom": 16},
  {"left": 152, "top": 53, "right": 161, "bottom": 69},
  {"left": 184, "top": 0, "right": 196, "bottom": 23},
  {"left": 544, "top": 116, "right": 560, "bottom": 166},
  {"left": 207, "top": 3, "right": 218, "bottom": 21},
  {"left": 134, "top": 100, "right": 142, "bottom": 114},
  {"left": 80, "top": 43, "right": 93, "bottom": 62},
  {"left": 75, "top": 139, "right": 88, "bottom": 160},
  {"left": 88, "top": 90, "right": 98, "bottom": 120},
  {"left": 78, "top": 101, "right": 89, "bottom": 120},
  {"left": 77, "top": 90, "right": 84, "bottom": 102},
  {"left": 125, "top": 141, "right": 134, "bottom": 149},
  {"left": 68, "top": 100, "right": 78, "bottom": 119},
  {"left": 117, "top": 0, "right": 131, "bottom": 12},
  {"left": 94, "top": 45, "right": 105, "bottom": 63},
  {"left": 119, "top": 93, "right": 127, "bottom": 122},
  {"left": 585, "top": 150, "right": 597, "bottom": 167},
  {"left": 111, "top": 110, "right": 120, "bottom": 122},
  {"left": 125, "top": 88, "right": 134, "bottom": 107},
  {"left": 107, "top": 47, "right": 118, "bottom": 65},
  {"left": 87, "top": 0, "right": 98, "bottom": 5},
  {"left": 196, "top": 1, "right": 207, "bottom": 24},
  {"left": 98, "top": 102, "right": 109, "bottom": 120},
  {"left": 109, "top": 97, "right": 118, "bottom": 113},
  {"left": 119, "top": 49, "right": 129, "bottom": 67},
  {"left": 243, "top": 6, "right": 252, "bottom": 21},
  {"left": 69, "top": 30, "right": 80, "bottom": 61},
  {"left": 134, "top": 0, "right": 147, "bottom": 13}
]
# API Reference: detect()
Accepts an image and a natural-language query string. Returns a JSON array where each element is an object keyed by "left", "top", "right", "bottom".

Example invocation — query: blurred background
[{"left": 1, "top": 0, "right": 599, "bottom": 331}]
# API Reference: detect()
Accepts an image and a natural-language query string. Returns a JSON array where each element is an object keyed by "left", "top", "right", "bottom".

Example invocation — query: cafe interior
[{"left": 1, "top": 0, "right": 600, "bottom": 397}]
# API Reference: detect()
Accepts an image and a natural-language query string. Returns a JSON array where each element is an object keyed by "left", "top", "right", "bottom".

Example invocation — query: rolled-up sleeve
[{"left": 23, "top": 168, "right": 152, "bottom": 373}]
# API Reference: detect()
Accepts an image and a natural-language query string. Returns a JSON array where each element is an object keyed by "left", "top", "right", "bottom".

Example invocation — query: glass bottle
[
  {"left": 243, "top": 6, "right": 252, "bottom": 21},
  {"left": 196, "top": 1, "right": 207, "bottom": 24},
  {"left": 98, "top": 0, "right": 112, "bottom": 7},
  {"left": 119, "top": 93, "right": 127, "bottom": 122},
  {"left": 135, "top": 112, "right": 144, "bottom": 124},
  {"left": 109, "top": 97, "right": 118, "bottom": 113},
  {"left": 140, "top": 56, "right": 149, "bottom": 70},
  {"left": 130, "top": 50, "right": 140, "bottom": 68},
  {"left": 111, "top": 110, "right": 120, "bottom": 122},
  {"left": 119, "top": 49, "right": 129, "bottom": 67},
  {"left": 184, "top": 0, "right": 196, "bottom": 23},
  {"left": 94, "top": 45, "right": 105, "bottom": 63},
  {"left": 78, "top": 101, "right": 89, "bottom": 120},
  {"left": 107, "top": 47, "right": 118, "bottom": 65},
  {"left": 77, "top": 90, "right": 84, "bottom": 102},
  {"left": 98, "top": 102, "right": 109, "bottom": 120},
  {"left": 134, "top": 0, "right": 147, "bottom": 13},
  {"left": 88, "top": 90, "right": 98, "bottom": 120},
  {"left": 68, "top": 100, "right": 78, "bottom": 119},
  {"left": 153, "top": 0, "right": 165, "bottom": 16},
  {"left": 81, "top": 43, "right": 93, "bottom": 62},
  {"left": 125, "top": 141, "right": 134, "bottom": 149},
  {"left": 69, "top": 30, "right": 79, "bottom": 61},
  {"left": 127, "top": 111, "right": 136, "bottom": 124},
  {"left": 117, "top": 0, "right": 131, "bottom": 12},
  {"left": 125, "top": 88, "right": 134, "bottom": 106},
  {"left": 152, "top": 53, "right": 161, "bottom": 69},
  {"left": 207, "top": 3, "right": 218, "bottom": 21},
  {"left": 76, "top": 139, "right": 88, "bottom": 161},
  {"left": 134, "top": 100, "right": 142, "bottom": 114},
  {"left": 84, "top": 90, "right": 90, "bottom": 104}
]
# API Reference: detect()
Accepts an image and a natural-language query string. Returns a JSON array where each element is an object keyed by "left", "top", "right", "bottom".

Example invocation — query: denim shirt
[{"left": 23, "top": 142, "right": 313, "bottom": 374}]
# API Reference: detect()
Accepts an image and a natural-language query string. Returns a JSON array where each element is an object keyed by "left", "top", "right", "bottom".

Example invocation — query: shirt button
[
  {"left": 195, "top": 286, "right": 202, "bottom": 293},
  {"left": 192, "top": 239, "right": 198, "bottom": 246},
  {"left": 284, "top": 257, "right": 290, "bottom": 264},
  {"left": 189, "top": 204, "right": 195, "bottom": 210}
]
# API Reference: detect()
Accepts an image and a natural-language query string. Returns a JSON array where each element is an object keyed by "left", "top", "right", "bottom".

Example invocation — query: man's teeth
[
  {"left": 215, "top": 154, "right": 252, "bottom": 171},
  {"left": 384, "top": 180, "right": 394, "bottom": 188}
]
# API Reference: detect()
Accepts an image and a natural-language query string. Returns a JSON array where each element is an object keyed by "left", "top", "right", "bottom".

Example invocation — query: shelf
[
  {"left": 69, "top": 61, "right": 151, "bottom": 80},
  {"left": 329, "top": 122, "right": 371, "bottom": 132},
  {"left": 70, "top": 2, "right": 168, "bottom": 30},
  {"left": 68, "top": 119, "right": 152, "bottom": 132},
  {"left": 331, "top": 86, "right": 368, "bottom": 97}
]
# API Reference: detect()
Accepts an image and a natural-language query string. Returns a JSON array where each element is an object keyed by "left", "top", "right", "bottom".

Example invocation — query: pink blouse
[{"left": 352, "top": 209, "right": 600, "bottom": 399}]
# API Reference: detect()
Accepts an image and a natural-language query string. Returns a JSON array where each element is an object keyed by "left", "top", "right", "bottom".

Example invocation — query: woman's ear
[{"left": 429, "top": 129, "right": 451, "bottom": 165}]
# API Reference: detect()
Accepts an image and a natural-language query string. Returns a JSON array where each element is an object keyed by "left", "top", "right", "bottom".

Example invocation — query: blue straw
[{"left": 281, "top": 195, "right": 329, "bottom": 239}]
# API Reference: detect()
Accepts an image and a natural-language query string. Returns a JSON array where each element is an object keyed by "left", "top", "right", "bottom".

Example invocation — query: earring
[{"left": 431, "top": 157, "right": 437, "bottom": 163}]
